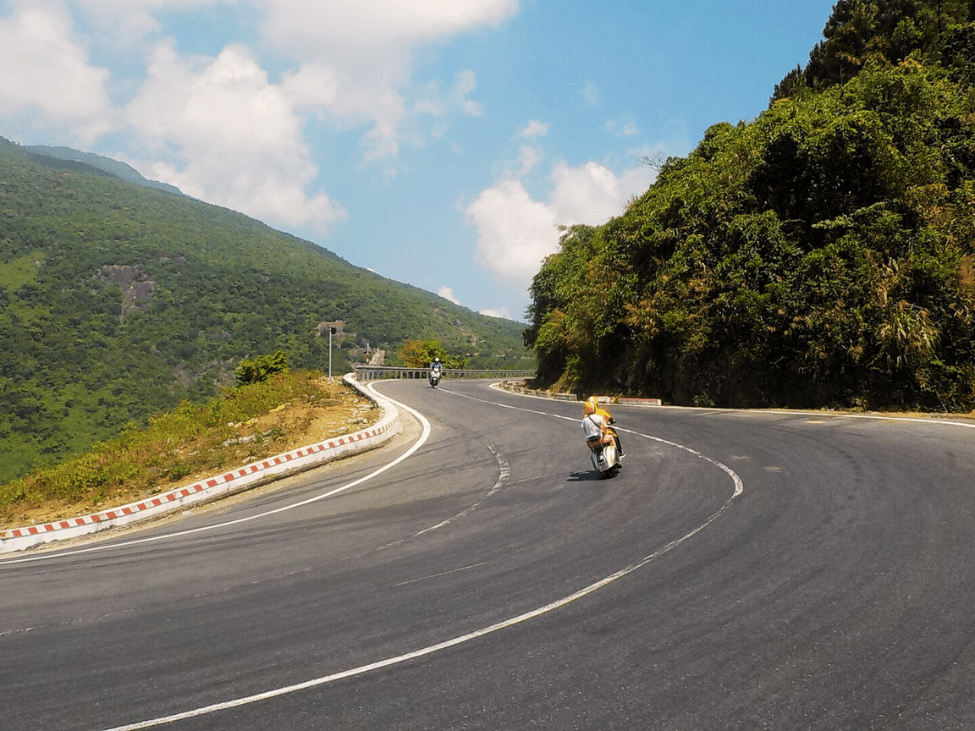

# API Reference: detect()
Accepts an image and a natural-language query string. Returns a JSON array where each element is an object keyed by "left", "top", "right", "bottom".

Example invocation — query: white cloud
[
  {"left": 582, "top": 83, "right": 601, "bottom": 106},
  {"left": 263, "top": 0, "right": 516, "bottom": 162},
  {"left": 1, "top": 0, "right": 511, "bottom": 228},
  {"left": 479, "top": 307, "right": 512, "bottom": 319},
  {"left": 453, "top": 70, "right": 483, "bottom": 117},
  {"left": 262, "top": 0, "right": 519, "bottom": 62},
  {"left": 467, "top": 178, "right": 559, "bottom": 285},
  {"left": 517, "top": 119, "right": 549, "bottom": 139},
  {"left": 606, "top": 118, "right": 640, "bottom": 138},
  {"left": 438, "top": 286, "right": 461, "bottom": 305},
  {"left": 550, "top": 161, "right": 650, "bottom": 224},
  {"left": 0, "top": 2, "right": 114, "bottom": 144},
  {"left": 125, "top": 41, "right": 346, "bottom": 233},
  {"left": 510, "top": 144, "right": 542, "bottom": 177},
  {"left": 466, "top": 161, "right": 655, "bottom": 289}
]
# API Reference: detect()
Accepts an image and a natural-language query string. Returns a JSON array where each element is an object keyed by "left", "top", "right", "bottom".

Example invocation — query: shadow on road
[{"left": 566, "top": 470, "right": 604, "bottom": 482}]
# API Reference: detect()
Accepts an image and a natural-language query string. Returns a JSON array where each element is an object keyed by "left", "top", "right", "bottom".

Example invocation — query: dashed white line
[{"left": 396, "top": 562, "right": 489, "bottom": 587}]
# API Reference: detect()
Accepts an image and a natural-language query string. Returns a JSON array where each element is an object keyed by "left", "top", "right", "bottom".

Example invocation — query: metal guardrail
[
  {"left": 353, "top": 366, "right": 663, "bottom": 405},
  {"left": 354, "top": 365, "right": 535, "bottom": 381}
]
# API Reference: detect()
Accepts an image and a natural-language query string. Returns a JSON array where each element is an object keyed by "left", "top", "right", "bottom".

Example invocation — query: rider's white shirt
[{"left": 581, "top": 414, "right": 607, "bottom": 439}]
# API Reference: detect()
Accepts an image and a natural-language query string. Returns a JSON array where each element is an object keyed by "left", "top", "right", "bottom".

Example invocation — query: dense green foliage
[
  {"left": 0, "top": 141, "right": 533, "bottom": 482},
  {"left": 526, "top": 0, "right": 975, "bottom": 410},
  {"left": 398, "top": 339, "right": 468, "bottom": 368},
  {"left": 774, "top": 0, "right": 975, "bottom": 100},
  {"left": 235, "top": 350, "right": 290, "bottom": 386}
]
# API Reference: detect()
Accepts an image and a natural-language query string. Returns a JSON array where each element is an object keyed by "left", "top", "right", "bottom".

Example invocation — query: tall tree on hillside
[
  {"left": 397, "top": 339, "right": 467, "bottom": 369},
  {"left": 773, "top": 0, "right": 975, "bottom": 103}
]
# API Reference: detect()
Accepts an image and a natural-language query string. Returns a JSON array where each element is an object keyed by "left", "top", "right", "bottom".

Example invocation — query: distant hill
[
  {"left": 23, "top": 145, "right": 187, "bottom": 196},
  {"left": 0, "top": 137, "right": 534, "bottom": 482}
]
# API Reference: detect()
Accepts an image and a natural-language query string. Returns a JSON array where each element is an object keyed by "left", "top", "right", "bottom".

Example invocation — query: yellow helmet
[{"left": 583, "top": 396, "right": 598, "bottom": 415}]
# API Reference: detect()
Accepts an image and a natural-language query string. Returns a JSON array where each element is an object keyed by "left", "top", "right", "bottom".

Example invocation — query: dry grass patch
[{"left": 0, "top": 373, "right": 378, "bottom": 530}]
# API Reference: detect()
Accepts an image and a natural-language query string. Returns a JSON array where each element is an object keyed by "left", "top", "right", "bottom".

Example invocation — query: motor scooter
[
  {"left": 587, "top": 428, "right": 621, "bottom": 479},
  {"left": 429, "top": 369, "right": 441, "bottom": 387}
]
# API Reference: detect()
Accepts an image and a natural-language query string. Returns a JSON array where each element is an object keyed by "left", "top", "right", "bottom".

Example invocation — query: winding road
[{"left": 2, "top": 379, "right": 974, "bottom": 730}]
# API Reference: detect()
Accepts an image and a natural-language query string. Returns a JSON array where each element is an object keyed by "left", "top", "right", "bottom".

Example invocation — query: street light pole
[{"left": 328, "top": 326, "right": 337, "bottom": 378}]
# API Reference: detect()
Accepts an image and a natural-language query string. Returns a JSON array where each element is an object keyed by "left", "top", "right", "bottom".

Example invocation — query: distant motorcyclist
[
  {"left": 582, "top": 396, "right": 624, "bottom": 457},
  {"left": 429, "top": 357, "right": 443, "bottom": 387}
]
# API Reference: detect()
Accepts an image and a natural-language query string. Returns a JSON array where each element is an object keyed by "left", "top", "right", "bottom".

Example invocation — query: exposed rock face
[{"left": 97, "top": 265, "right": 156, "bottom": 319}]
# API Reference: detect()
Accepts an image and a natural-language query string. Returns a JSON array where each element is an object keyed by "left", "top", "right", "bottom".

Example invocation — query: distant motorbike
[
  {"left": 586, "top": 425, "right": 621, "bottom": 479},
  {"left": 429, "top": 369, "right": 441, "bottom": 388}
]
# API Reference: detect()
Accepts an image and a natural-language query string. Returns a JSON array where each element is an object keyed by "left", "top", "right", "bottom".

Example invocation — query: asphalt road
[{"left": 2, "top": 380, "right": 974, "bottom": 731}]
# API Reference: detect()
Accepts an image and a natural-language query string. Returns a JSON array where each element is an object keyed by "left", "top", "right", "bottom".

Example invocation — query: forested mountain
[
  {"left": 525, "top": 0, "right": 975, "bottom": 411},
  {"left": 0, "top": 139, "right": 533, "bottom": 482}
]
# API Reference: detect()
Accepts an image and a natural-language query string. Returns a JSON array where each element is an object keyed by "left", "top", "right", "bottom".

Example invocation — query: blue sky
[{"left": 0, "top": 0, "right": 837, "bottom": 322}]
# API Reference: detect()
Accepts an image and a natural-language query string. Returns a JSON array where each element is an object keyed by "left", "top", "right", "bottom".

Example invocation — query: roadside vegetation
[
  {"left": 397, "top": 338, "right": 468, "bottom": 368},
  {"left": 0, "top": 366, "right": 377, "bottom": 530},
  {"left": 525, "top": 0, "right": 975, "bottom": 412}
]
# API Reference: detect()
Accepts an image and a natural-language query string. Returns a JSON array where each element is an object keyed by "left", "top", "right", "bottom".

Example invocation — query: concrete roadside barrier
[{"left": 497, "top": 381, "right": 661, "bottom": 407}]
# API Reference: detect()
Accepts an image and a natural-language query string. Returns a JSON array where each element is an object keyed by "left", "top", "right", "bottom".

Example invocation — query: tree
[
  {"left": 235, "top": 350, "right": 289, "bottom": 386},
  {"left": 524, "top": 58, "right": 975, "bottom": 410},
  {"left": 397, "top": 339, "right": 466, "bottom": 368}
]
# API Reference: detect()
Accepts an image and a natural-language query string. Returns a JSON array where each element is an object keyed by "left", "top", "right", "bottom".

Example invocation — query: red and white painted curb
[{"left": 0, "top": 375, "right": 400, "bottom": 554}]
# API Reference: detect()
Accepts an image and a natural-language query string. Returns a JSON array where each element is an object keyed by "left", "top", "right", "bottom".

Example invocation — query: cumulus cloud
[
  {"left": 606, "top": 118, "right": 640, "bottom": 138},
  {"left": 508, "top": 144, "right": 541, "bottom": 178},
  {"left": 549, "top": 161, "right": 646, "bottom": 224},
  {"left": 0, "top": 0, "right": 512, "bottom": 236},
  {"left": 467, "top": 178, "right": 559, "bottom": 284},
  {"left": 479, "top": 307, "right": 512, "bottom": 319},
  {"left": 0, "top": 2, "right": 114, "bottom": 143},
  {"left": 125, "top": 41, "right": 346, "bottom": 232},
  {"left": 262, "top": 0, "right": 519, "bottom": 62},
  {"left": 438, "top": 286, "right": 461, "bottom": 305},
  {"left": 263, "top": 0, "right": 515, "bottom": 162},
  {"left": 453, "top": 70, "right": 483, "bottom": 117},
  {"left": 517, "top": 119, "right": 549, "bottom": 139},
  {"left": 466, "top": 148, "right": 655, "bottom": 292}
]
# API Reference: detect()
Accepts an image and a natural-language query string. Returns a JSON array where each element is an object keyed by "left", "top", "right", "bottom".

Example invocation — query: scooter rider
[
  {"left": 430, "top": 357, "right": 443, "bottom": 376},
  {"left": 582, "top": 396, "right": 624, "bottom": 457}
]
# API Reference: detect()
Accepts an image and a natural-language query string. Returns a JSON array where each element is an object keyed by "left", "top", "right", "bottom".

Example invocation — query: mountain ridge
[{"left": 23, "top": 144, "right": 188, "bottom": 197}]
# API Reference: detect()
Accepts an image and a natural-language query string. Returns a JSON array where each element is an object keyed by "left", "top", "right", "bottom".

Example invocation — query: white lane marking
[
  {"left": 0, "top": 383, "right": 432, "bottom": 566},
  {"left": 376, "top": 442, "right": 510, "bottom": 551},
  {"left": 103, "top": 489, "right": 741, "bottom": 730},
  {"left": 100, "top": 385, "right": 745, "bottom": 731},
  {"left": 395, "top": 562, "right": 489, "bottom": 587},
  {"left": 416, "top": 444, "right": 510, "bottom": 536},
  {"left": 439, "top": 385, "right": 744, "bottom": 498},
  {"left": 487, "top": 380, "right": 975, "bottom": 431}
]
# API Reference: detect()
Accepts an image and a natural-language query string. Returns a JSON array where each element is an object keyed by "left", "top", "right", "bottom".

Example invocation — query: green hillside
[
  {"left": 525, "top": 0, "right": 975, "bottom": 412},
  {"left": 0, "top": 139, "right": 533, "bottom": 482}
]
